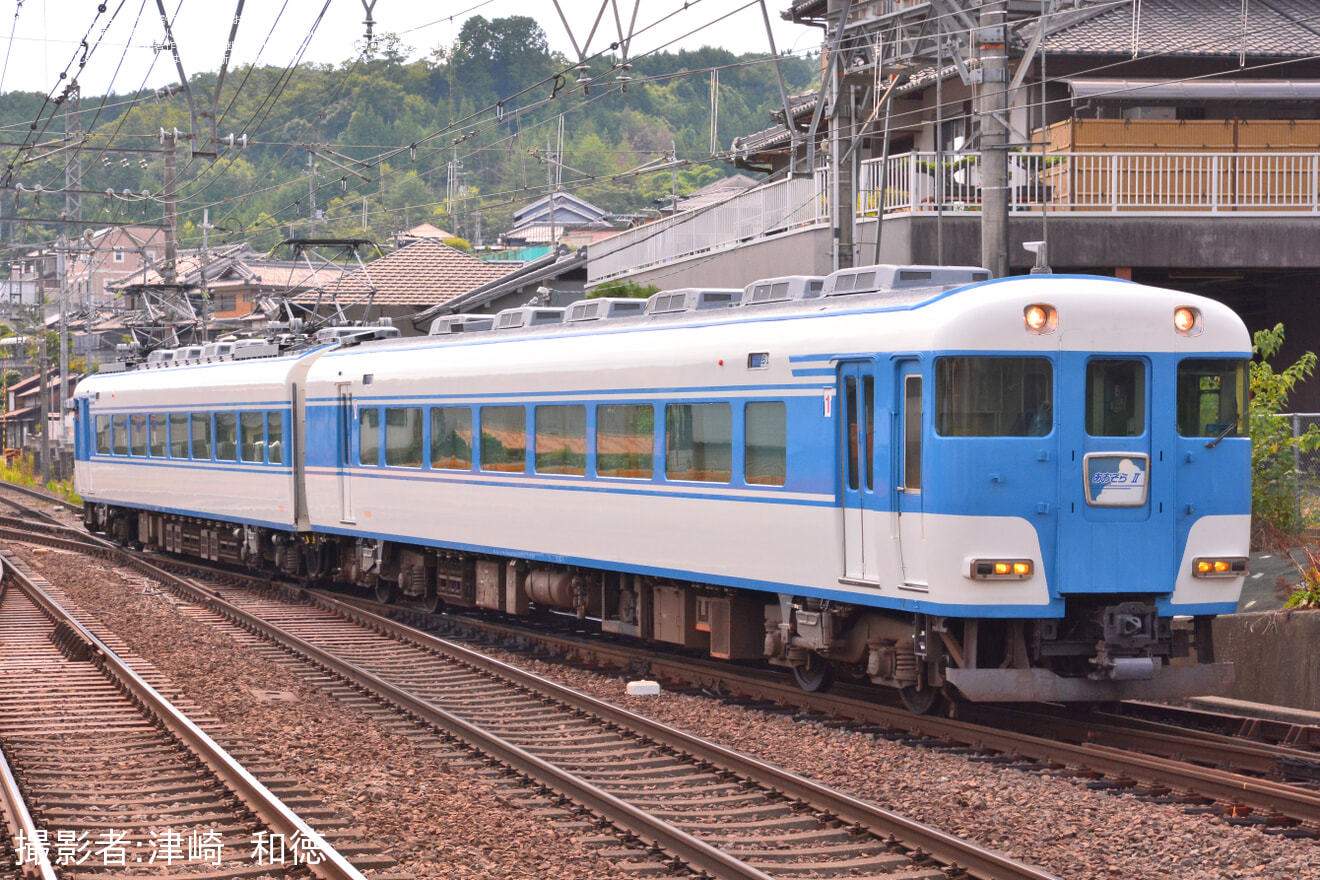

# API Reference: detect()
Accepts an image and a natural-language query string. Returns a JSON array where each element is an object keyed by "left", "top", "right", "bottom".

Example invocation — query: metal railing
[
  {"left": 588, "top": 150, "right": 1320, "bottom": 283},
  {"left": 589, "top": 170, "right": 828, "bottom": 283},
  {"left": 862, "top": 150, "right": 1320, "bottom": 214}
]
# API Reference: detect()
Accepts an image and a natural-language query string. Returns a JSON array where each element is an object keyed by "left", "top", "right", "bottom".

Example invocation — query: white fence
[
  {"left": 589, "top": 150, "right": 1320, "bottom": 284},
  {"left": 589, "top": 171, "right": 827, "bottom": 284},
  {"left": 862, "top": 151, "right": 1320, "bottom": 213}
]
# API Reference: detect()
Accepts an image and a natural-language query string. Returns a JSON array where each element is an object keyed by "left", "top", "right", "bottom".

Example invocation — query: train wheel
[
  {"left": 422, "top": 590, "right": 444, "bottom": 614},
  {"left": 375, "top": 580, "right": 399, "bottom": 605},
  {"left": 899, "top": 685, "right": 943, "bottom": 715},
  {"left": 792, "top": 658, "right": 835, "bottom": 693}
]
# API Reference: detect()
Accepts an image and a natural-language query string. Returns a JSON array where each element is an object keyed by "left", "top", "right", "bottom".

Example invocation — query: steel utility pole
[
  {"left": 37, "top": 301, "right": 48, "bottom": 484},
  {"left": 162, "top": 130, "right": 179, "bottom": 284},
  {"left": 59, "top": 84, "right": 81, "bottom": 462},
  {"left": 977, "top": 0, "right": 1010, "bottom": 278}
]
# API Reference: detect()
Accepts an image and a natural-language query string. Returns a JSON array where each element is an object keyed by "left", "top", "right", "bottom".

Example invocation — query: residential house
[
  {"left": 409, "top": 245, "right": 590, "bottom": 331},
  {"left": 1, "top": 368, "right": 79, "bottom": 465},
  {"left": 310, "top": 238, "right": 511, "bottom": 332},
  {"left": 501, "top": 193, "right": 620, "bottom": 249},
  {"left": 588, "top": 0, "right": 1320, "bottom": 402},
  {"left": 67, "top": 226, "right": 166, "bottom": 309}
]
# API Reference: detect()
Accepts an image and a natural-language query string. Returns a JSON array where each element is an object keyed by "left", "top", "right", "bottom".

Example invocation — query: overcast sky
[{"left": 1, "top": 0, "right": 821, "bottom": 98}]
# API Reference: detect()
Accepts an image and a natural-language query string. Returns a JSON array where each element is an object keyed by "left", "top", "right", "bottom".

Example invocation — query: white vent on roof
[
  {"left": 823, "top": 264, "right": 990, "bottom": 296},
  {"left": 742, "top": 275, "right": 825, "bottom": 306}
]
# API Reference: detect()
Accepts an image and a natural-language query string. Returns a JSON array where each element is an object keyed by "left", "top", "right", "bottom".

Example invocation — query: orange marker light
[
  {"left": 1174, "top": 307, "right": 1197, "bottom": 333},
  {"left": 1013, "top": 562, "right": 1031, "bottom": 576},
  {"left": 1197, "top": 560, "right": 1213, "bottom": 573},
  {"left": 1214, "top": 560, "right": 1230, "bottom": 573},
  {"left": 994, "top": 562, "right": 1011, "bottom": 576}
]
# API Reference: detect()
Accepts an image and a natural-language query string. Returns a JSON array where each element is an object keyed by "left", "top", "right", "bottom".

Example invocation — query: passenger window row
[
  {"left": 357, "top": 401, "right": 788, "bottom": 487},
  {"left": 95, "top": 411, "right": 285, "bottom": 464}
]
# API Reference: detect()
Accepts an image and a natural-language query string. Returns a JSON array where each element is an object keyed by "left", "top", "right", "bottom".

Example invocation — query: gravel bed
[
  {"left": 10, "top": 546, "right": 632, "bottom": 880},
  {"left": 459, "top": 639, "right": 1320, "bottom": 880},
  {"left": 16, "top": 533, "right": 1318, "bottom": 878}
]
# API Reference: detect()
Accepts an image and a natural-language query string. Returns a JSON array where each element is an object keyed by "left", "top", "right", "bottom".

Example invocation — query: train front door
[
  {"left": 896, "top": 361, "right": 927, "bottom": 588},
  {"left": 839, "top": 362, "right": 877, "bottom": 584},
  {"left": 337, "top": 385, "right": 355, "bottom": 524}
]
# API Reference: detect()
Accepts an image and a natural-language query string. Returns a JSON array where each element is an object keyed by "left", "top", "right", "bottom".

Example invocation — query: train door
[
  {"left": 839, "top": 361, "right": 877, "bottom": 584},
  {"left": 896, "top": 361, "right": 927, "bottom": 588},
  {"left": 336, "top": 384, "right": 355, "bottom": 524},
  {"left": 1057, "top": 355, "right": 1163, "bottom": 593},
  {"left": 77, "top": 399, "right": 92, "bottom": 494}
]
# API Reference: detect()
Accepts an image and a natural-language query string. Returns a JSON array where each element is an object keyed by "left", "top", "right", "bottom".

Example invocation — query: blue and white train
[{"left": 72, "top": 266, "right": 1251, "bottom": 711}]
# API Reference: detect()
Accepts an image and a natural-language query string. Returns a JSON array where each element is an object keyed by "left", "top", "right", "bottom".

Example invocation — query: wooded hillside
[{"left": 0, "top": 17, "right": 816, "bottom": 255}]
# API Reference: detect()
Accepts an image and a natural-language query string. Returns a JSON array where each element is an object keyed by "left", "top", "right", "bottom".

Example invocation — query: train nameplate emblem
[{"left": 1082, "top": 453, "right": 1149, "bottom": 507}]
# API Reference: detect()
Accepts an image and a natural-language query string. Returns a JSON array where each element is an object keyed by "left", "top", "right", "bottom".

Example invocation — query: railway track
[
  {"left": 346, "top": 593, "right": 1320, "bottom": 836},
  {"left": 0, "top": 523, "right": 1060, "bottom": 880},
  {"left": 5, "top": 507, "right": 1317, "bottom": 868},
  {"left": 0, "top": 551, "right": 386, "bottom": 880}
]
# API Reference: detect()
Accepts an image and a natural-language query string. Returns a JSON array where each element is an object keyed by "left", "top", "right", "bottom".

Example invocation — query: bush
[
  {"left": 1250, "top": 324, "right": 1320, "bottom": 547},
  {"left": 587, "top": 279, "right": 659, "bottom": 300}
]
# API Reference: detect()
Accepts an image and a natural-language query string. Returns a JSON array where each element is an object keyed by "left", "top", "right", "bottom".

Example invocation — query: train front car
[{"left": 910, "top": 275, "right": 1250, "bottom": 707}]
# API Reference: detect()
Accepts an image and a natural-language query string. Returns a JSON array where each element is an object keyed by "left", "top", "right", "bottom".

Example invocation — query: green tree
[
  {"left": 587, "top": 280, "right": 657, "bottom": 299},
  {"left": 1250, "top": 324, "right": 1320, "bottom": 547}
]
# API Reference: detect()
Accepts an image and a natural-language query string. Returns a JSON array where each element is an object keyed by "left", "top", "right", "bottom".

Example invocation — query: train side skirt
[{"left": 946, "top": 662, "right": 1234, "bottom": 703}]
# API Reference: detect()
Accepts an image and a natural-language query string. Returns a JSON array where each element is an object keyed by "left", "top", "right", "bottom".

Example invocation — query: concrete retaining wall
[{"left": 1213, "top": 611, "right": 1320, "bottom": 711}]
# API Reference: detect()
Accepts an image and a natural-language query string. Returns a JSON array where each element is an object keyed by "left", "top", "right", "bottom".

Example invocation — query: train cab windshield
[{"left": 1176, "top": 358, "right": 1247, "bottom": 437}]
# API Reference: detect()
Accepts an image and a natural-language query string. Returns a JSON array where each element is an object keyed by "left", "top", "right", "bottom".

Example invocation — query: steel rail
[
  {"left": 0, "top": 482, "right": 82, "bottom": 514},
  {"left": 0, "top": 525, "right": 117, "bottom": 553},
  {"left": 307, "top": 591, "right": 1061, "bottom": 880},
  {"left": 0, "top": 746, "right": 57, "bottom": 880},
  {"left": 366, "top": 599, "right": 1320, "bottom": 827},
  {"left": 961, "top": 704, "right": 1318, "bottom": 778},
  {"left": 0, "top": 555, "right": 368, "bottom": 880},
  {"left": 163, "top": 586, "right": 781, "bottom": 880},
  {"left": 0, "top": 570, "right": 58, "bottom": 880}
]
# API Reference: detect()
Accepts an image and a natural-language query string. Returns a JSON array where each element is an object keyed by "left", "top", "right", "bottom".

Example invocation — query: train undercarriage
[{"left": 90, "top": 504, "right": 1224, "bottom": 713}]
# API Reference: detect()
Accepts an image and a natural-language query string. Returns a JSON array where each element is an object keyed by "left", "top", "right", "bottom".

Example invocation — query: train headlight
[
  {"left": 971, "top": 559, "right": 1033, "bottom": 579},
  {"left": 1174, "top": 307, "right": 1202, "bottom": 336},
  {"left": 1024, "top": 304, "right": 1056, "bottom": 334},
  {"left": 1193, "top": 557, "right": 1248, "bottom": 577}
]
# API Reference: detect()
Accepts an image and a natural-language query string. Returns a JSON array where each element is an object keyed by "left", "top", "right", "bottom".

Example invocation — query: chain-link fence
[{"left": 1272, "top": 414, "right": 1320, "bottom": 526}]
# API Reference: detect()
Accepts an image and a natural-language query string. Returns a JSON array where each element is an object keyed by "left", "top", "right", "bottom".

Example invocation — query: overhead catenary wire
[{"left": 6, "top": 1, "right": 1316, "bottom": 256}]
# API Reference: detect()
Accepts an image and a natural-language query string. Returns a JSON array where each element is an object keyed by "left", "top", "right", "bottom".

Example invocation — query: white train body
[{"left": 74, "top": 271, "right": 1252, "bottom": 708}]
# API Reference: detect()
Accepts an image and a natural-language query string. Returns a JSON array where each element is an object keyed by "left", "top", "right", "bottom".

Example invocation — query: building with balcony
[{"left": 588, "top": 0, "right": 1320, "bottom": 401}]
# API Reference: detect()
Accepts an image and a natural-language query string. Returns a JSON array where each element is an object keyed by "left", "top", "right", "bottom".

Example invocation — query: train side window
[
  {"left": 149, "top": 414, "right": 167, "bottom": 457},
  {"left": 95, "top": 415, "right": 111, "bottom": 455},
  {"left": 1086, "top": 359, "right": 1145, "bottom": 437},
  {"left": 191, "top": 413, "right": 212, "bottom": 459},
  {"left": 385, "top": 407, "right": 424, "bottom": 468},
  {"left": 112, "top": 415, "right": 128, "bottom": 455},
  {"left": 130, "top": 414, "right": 148, "bottom": 456},
  {"left": 863, "top": 376, "right": 875, "bottom": 491},
  {"left": 169, "top": 413, "right": 189, "bottom": 459},
  {"left": 240, "top": 412, "right": 264, "bottom": 463},
  {"left": 666, "top": 403, "right": 732, "bottom": 483},
  {"left": 844, "top": 377, "right": 859, "bottom": 490},
  {"left": 430, "top": 407, "right": 472, "bottom": 469},
  {"left": 359, "top": 407, "right": 380, "bottom": 466},
  {"left": 596, "top": 404, "right": 654, "bottom": 479},
  {"left": 215, "top": 412, "right": 238, "bottom": 461},
  {"left": 535, "top": 405, "right": 586, "bottom": 475},
  {"left": 904, "top": 376, "right": 922, "bottom": 491},
  {"left": 267, "top": 412, "right": 284, "bottom": 464},
  {"left": 935, "top": 357, "right": 1054, "bottom": 436},
  {"left": 745, "top": 401, "right": 786, "bottom": 486},
  {"left": 1177, "top": 359, "right": 1247, "bottom": 438},
  {"left": 480, "top": 406, "right": 527, "bottom": 472}
]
